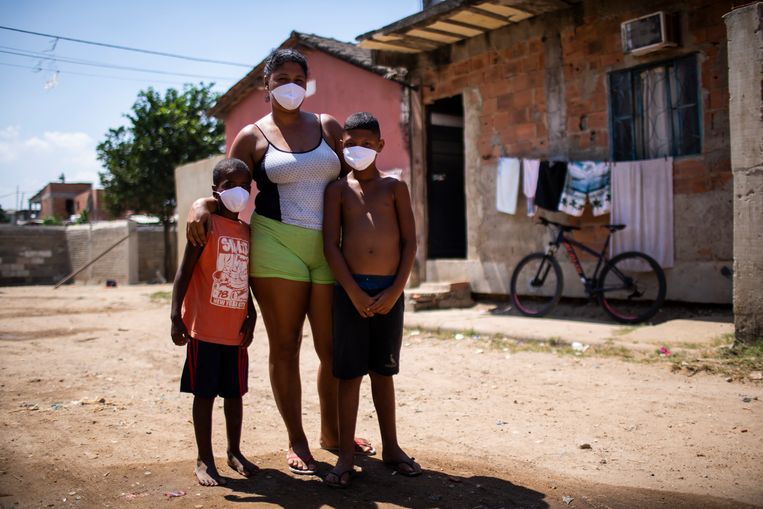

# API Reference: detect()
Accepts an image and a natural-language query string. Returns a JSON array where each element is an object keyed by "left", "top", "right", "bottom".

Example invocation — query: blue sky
[{"left": 0, "top": 0, "right": 420, "bottom": 210}]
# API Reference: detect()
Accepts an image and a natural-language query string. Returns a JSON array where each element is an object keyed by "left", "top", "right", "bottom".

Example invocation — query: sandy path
[{"left": 0, "top": 284, "right": 760, "bottom": 508}]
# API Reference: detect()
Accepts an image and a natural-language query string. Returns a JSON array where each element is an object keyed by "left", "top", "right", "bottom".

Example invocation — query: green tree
[
  {"left": 0, "top": 205, "right": 10, "bottom": 223},
  {"left": 97, "top": 83, "right": 224, "bottom": 279}
]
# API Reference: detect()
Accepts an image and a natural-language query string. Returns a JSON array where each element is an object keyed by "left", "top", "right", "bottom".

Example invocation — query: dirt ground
[{"left": 0, "top": 284, "right": 761, "bottom": 509}]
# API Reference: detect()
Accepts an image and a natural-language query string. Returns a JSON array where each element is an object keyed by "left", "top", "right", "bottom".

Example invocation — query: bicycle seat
[
  {"left": 604, "top": 224, "right": 626, "bottom": 232},
  {"left": 539, "top": 217, "right": 580, "bottom": 231}
]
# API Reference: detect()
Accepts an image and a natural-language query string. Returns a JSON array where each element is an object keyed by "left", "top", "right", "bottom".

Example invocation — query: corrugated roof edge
[{"left": 355, "top": 0, "right": 477, "bottom": 42}]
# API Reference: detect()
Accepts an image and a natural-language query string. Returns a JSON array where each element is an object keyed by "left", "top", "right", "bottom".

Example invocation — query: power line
[
  {"left": 0, "top": 61, "right": 191, "bottom": 86},
  {"left": 0, "top": 25, "right": 252, "bottom": 68},
  {"left": 0, "top": 48, "right": 237, "bottom": 80}
]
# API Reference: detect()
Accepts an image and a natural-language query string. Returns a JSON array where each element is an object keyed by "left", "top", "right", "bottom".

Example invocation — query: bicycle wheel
[
  {"left": 598, "top": 251, "right": 666, "bottom": 324},
  {"left": 510, "top": 253, "right": 563, "bottom": 317}
]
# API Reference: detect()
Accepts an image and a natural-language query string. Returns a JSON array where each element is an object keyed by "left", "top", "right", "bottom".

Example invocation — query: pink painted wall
[{"left": 221, "top": 48, "right": 409, "bottom": 223}]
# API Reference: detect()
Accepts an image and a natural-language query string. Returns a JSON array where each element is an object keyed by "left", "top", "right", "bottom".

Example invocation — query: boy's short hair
[
  {"left": 344, "top": 112, "right": 381, "bottom": 137},
  {"left": 212, "top": 158, "right": 250, "bottom": 186}
]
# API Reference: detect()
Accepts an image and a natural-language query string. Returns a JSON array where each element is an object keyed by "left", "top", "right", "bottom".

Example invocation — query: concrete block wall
[
  {"left": 407, "top": 0, "right": 733, "bottom": 303},
  {"left": 1, "top": 221, "right": 179, "bottom": 286},
  {"left": 66, "top": 221, "right": 137, "bottom": 285},
  {"left": 0, "top": 225, "right": 71, "bottom": 285},
  {"left": 137, "top": 226, "right": 177, "bottom": 283}
]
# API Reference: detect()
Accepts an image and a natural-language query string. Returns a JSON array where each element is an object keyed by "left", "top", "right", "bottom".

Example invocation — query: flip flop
[
  {"left": 384, "top": 457, "right": 422, "bottom": 477},
  {"left": 323, "top": 467, "right": 361, "bottom": 489},
  {"left": 286, "top": 450, "right": 316, "bottom": 475},
  {"left": 321, "top": 437, "right": 377, "bottom": 456}
]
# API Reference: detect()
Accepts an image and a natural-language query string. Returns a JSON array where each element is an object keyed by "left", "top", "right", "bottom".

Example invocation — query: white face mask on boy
[
  {"left": 343, "top": 146, "right": 377, "bottom": 171},
  {"left": 269, "top": 83, "right": 306, "bottom": 110},
  {"left": 217, "top": 187, "right": 250, "bottom": 213}
]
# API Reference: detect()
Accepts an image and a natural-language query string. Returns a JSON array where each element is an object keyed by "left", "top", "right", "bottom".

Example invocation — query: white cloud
[{"left": 0, "top": 126, "right": 103, "bottom": 209}]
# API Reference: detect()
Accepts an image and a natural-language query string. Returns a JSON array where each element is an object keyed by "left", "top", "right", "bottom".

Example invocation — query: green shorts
[{"left": 249, "top": 213, "right": 335, "bottom": 284}]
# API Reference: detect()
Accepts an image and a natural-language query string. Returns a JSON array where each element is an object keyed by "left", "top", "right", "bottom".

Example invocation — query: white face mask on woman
[
  {"left": 343, "top": 146, "right": 377, "bottom": 171},
  {"left": 217, "top": 187, "right": 250, "bottom": 213},
  {"left": 269, "top": 83, "right": 306, "bottom": 110}
]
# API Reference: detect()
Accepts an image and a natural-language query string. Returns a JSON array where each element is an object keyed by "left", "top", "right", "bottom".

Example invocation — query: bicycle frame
[{"left": 547, "top": 227, "right": 612, "bottom": 293}]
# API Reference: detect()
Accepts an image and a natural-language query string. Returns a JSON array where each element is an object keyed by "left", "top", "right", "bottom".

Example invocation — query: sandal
[
  {"left": 324, "top": 467, "right": 361, "bottom": 488},
  {"left": 321, "top": 437, "right": 377, "bottom": 456},
  {"left": 286, "top": 450, "right": 316, "bottom": 475},
  {"left": 384, "top": 457, "right": 422, "bottom": 477}
]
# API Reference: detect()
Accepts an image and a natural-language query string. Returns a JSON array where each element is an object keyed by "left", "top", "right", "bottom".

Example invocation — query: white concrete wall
[
  {"left": 726, "top": 3, "right": 763, "bottom": 340},
  {"left": 174, "top": 155, "right": 224, "bottom": 268}
]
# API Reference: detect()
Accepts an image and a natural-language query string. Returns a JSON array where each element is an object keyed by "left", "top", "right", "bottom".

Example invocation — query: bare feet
[
  {"left": 286, "top": 444, "right": 316, "bottom": 475},
  {"left": 382, "top": 447, "right": 422, "bottom": 477},
  {"left": 227, "top": 450, "right": 259, "bottom": 477},
  {"left": 195, "top": 459, "right": 227, "bottom": 486}
]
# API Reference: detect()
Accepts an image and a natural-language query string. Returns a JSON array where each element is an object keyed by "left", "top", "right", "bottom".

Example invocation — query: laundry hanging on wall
[
  {"left": 533, "top": 160, "right": 568, "bottom": 213},
  {"left": 496, "top": 157, "right": 521, "bottom": 215},
  {"left": 610, "top": 157, "right": 674, "bottom": 268},
  {"left": 558, "top": 161, "right": 611, "bottom": 217},
  {"left": 522, "top": 159, "right": 541, "bottom": 217}
]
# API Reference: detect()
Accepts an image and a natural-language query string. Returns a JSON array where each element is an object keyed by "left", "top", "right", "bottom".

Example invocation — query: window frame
[{"left": 607, "top": 53, "right": 702, "bottom": 161}]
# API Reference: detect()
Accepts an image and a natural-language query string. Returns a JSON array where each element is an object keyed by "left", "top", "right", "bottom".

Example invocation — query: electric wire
[
  {"left": 0, "top": 25, "right": 251, "bottom": 67},
  {"left": 0, "top": 47, "right": 237, "bottom": 80},
  {"left": 0, "top": 61, "right": 191, "bottom": 86}
]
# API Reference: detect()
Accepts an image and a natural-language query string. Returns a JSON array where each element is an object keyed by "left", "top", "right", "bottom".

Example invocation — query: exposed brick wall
[
  {"left": 418, "top": 0, "right": 730, "bottom": 188},
  {"left": 0, "top": 225, "right": 71, "bottom": 285}
]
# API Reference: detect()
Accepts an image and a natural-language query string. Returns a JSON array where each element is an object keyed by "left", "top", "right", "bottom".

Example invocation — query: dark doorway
[{"left": 426, "top": 95, "right": 466, "bottom": 259}]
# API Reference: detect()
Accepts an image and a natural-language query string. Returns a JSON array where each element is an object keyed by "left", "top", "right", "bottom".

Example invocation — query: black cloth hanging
[{"left": 534, "top": 160, "right": 568, "bottom": 212}]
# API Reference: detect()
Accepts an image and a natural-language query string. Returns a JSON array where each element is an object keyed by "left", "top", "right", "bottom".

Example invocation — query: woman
[{"left": 185, "top": 48, "right": 373, "bottom": 474}]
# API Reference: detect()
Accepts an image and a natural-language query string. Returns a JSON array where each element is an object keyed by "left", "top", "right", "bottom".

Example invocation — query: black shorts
[
  {"left": 180, "top": 337, "right": 249, "bottom": 398},
  {"left": 535, "top": 160, "right": 568, "bottom": 212},
  {"left": 332, "top": 275, "right": 404, "bottom": 380}
]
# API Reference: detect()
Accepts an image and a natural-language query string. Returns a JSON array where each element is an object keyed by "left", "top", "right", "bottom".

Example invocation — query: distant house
[
  {"left": 357, "top": 0, "right": 733, "bottom": 304},
  {"left": 28, "top": 183, "right": 115, "bottom": 222},
  {"left": 176, "top": 31, "right": 412, "bottom": 262},
  {"left": 29, "top": 183, "right": 93, "bottom": 221}
]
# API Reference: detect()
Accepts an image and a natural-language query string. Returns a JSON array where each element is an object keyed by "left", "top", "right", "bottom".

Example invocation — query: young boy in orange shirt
[{"left": 171, "top": 158, "right": 258, "bottom": 486}]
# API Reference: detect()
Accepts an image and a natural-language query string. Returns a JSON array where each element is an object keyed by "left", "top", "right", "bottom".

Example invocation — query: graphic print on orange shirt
[{"left": 211, "top": 236, "right": 249, "bottom": 309}]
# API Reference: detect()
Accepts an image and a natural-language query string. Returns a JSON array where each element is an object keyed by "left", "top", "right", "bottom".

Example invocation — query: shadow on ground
[
  {"left": 222, "top": 456, "right": 547, "bottom": 508},
  {"left": 486, "top": 298, "right": 732, "bottom": 326}
]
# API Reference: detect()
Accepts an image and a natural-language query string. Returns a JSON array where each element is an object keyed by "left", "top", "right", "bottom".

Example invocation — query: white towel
[
  {"left": 496, "top": 157, "right": 521, "bottom": 215},
  {"left": 522, "top": 159, "right": 541, "bottom": 216},
  {"left": 611, "top": 157, "right": 674, "bottom": 268}
]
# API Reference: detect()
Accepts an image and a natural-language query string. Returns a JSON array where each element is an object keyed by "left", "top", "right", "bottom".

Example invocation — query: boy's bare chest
[{"left": 341, "top": 186, "right": 394, "bottom": 221}]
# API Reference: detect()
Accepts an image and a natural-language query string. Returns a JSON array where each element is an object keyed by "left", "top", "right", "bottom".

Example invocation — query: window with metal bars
[{"left": 608, "top": 54, "right": 701, "bottom": 161}]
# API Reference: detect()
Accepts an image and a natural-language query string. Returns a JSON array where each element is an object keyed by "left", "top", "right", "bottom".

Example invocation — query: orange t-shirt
[{"left": 181, "top": 214, "right": 250, "bottom": 346}]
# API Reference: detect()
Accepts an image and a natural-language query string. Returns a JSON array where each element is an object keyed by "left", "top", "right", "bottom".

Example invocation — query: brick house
[
  {"left": 29, "top": 183, "right": 114, "bottom": 222},
  {"left": 358, "top": 0, "right": 733, "bottom": 303},
  {"left": 29, "top": 182, "right": 93, "bottom": 221}
]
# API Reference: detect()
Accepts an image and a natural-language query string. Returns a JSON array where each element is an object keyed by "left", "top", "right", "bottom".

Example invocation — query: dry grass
[{"left": 407, "top": 329, "right": 763, "bottom": 381}]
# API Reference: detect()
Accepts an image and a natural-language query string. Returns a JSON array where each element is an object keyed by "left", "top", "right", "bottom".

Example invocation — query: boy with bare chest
[{"left": 322, "top": 112, "right": 420, "bottom": 488}]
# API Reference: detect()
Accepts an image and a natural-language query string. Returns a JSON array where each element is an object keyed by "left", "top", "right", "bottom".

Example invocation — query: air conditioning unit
[{"left": 621, "top": 11, "right": 678, "bottom": 56}]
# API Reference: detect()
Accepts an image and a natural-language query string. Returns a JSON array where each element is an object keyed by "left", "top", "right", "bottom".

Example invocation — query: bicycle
[{"left": 510, "top": 218, "right": 667, "bottom": 324}]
